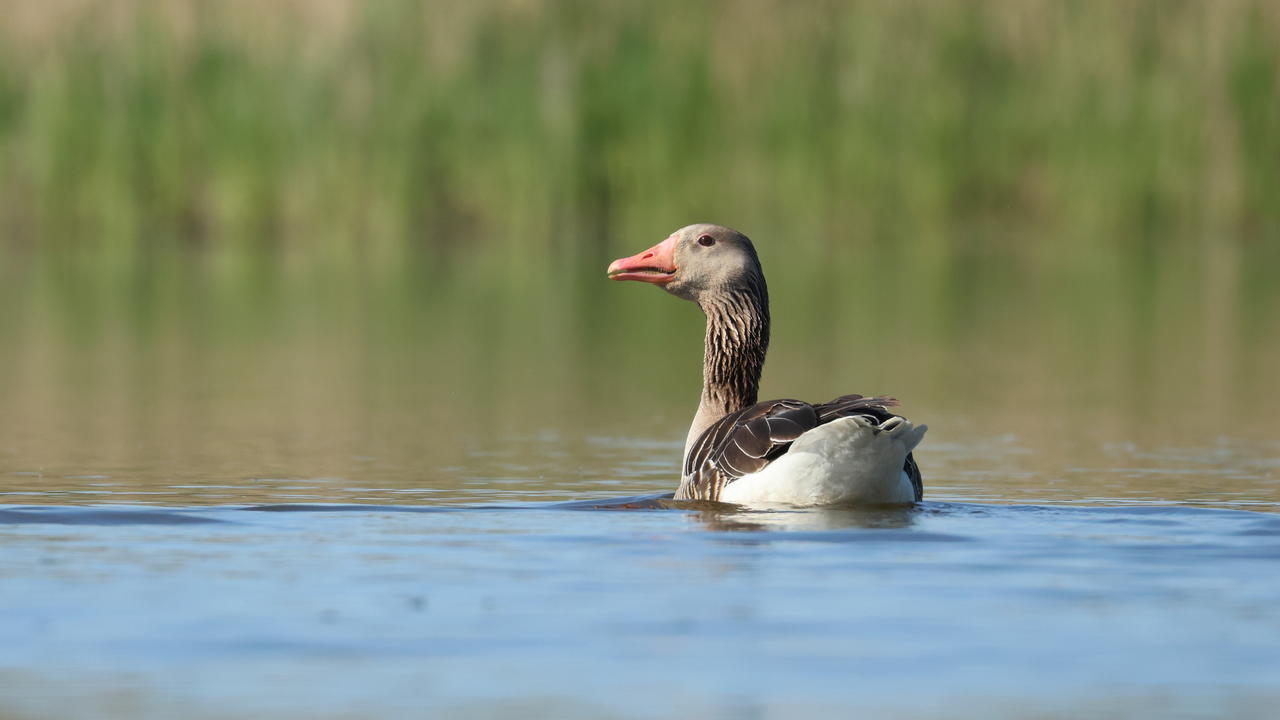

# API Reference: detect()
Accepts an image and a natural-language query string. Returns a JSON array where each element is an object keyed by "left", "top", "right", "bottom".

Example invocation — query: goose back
[{"left": 676, "top": 394, "right": 924, "bottom": 502}]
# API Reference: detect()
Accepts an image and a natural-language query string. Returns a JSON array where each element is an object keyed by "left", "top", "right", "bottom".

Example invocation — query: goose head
[{"left": 606, "top": 223, "right": 764, "bottom": 303}]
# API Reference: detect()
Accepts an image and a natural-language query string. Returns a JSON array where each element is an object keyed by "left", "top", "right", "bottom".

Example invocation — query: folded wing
[{"left": 677, "top": 394, "right": 922, "bottom": 502}]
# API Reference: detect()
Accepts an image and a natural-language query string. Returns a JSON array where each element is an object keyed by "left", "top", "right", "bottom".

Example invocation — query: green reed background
[
  {"left": 2, "top": 0, "right": 1276, "bottom": 262},
  {"left": 1, "top": 0, "right": 1279, "bottom": 471}
]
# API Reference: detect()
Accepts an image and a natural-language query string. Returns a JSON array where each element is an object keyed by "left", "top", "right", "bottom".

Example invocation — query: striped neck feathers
[{"left": 683, "top": 277, "right": 770, "bottom": 460}]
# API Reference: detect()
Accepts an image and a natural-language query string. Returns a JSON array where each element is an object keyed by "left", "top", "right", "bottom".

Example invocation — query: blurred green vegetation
[
  {"left": 0, "top": 0, "right": 1278, "bottom": 461},
  {"left": 1, "top": 0, "right": 1276, "bottom": 265}
]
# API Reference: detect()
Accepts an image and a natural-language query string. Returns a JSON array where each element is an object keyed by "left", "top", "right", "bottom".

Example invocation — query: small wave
[{"left": 0, "top": 507, "right": 227, "bottom": 526}]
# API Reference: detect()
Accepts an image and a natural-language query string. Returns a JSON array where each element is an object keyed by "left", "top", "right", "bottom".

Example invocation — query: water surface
[
  {"left": 3, "top": 1, "right": 1280, "bottom": 715},
  {"left": 2, "top": 220, "right": 1278, "bottom": 720},
  {"left": 2, "top": 422, "right": 1278, "bottom": 719}
]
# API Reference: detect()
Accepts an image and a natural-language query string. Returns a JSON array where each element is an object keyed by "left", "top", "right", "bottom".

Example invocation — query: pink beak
[{"left": 606, "top": 235, "right": 679, "bottom": 284}]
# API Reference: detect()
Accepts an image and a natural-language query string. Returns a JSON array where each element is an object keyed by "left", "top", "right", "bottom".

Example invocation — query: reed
[{"left": 0, "top": 0, "right": 1274, "bottom": 268}]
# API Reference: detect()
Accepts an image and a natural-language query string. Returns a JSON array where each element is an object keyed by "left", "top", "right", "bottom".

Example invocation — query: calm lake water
[
  {"left": 1, "top": 257, "right": 1279, "bottom": 719},
  {"left": 3, "top": 0, "right": 1279, "bottom": 713}
]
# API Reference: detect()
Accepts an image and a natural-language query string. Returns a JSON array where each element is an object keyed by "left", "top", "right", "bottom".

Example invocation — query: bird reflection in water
[
  {"left": 580, "top": 495, "right": 919, "bottom": 533},
  {"left": 678, "top": 502, "right": 921, "bottom": 532}
]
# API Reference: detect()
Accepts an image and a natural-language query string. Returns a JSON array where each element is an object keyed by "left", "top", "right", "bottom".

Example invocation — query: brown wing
[{"left": 675, "top": 394, "right": 923, "bottom": 502}]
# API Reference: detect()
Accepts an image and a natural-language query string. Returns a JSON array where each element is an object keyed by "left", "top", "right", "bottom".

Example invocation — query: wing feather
[
  {"left": 676, "top": 393, "right": 924, "bottom": 502},
  {"left": 762, "top": 415, "right": 807, "bottom": 441},
  {"left": 733, "top": 430, "right": 771, "bottom": 459}
]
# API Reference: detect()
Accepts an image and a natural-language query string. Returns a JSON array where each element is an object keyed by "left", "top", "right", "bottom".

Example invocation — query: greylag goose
[{"left": 607, "top": 224, "right": 926, "bottom": 505}]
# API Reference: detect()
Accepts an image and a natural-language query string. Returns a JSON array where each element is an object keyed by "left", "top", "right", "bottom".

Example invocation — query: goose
[{"left": 607, "top": 223, "right": 926, "bottom": 505}]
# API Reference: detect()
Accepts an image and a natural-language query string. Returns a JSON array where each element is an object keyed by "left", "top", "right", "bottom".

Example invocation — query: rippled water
[
  {"left": 3, "top": 251, "right": 1279, "bottom": 718},
  {"left": 2, "top": 424, "right": 1278, "bottom": 720}
]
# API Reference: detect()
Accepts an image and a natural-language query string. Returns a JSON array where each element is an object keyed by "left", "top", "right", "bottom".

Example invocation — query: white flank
[{"left": 718, "top": 416, "right": 927, "bottom": 506}]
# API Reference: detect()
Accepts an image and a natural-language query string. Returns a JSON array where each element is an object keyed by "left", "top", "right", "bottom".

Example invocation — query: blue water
[{"left": 2, "top": 497, "right": 1278, "bottom": 719}]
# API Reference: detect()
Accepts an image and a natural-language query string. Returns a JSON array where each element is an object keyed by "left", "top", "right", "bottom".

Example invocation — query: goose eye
[{"left": 697, "top": 234, "right": 715, "bottom": 247}]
